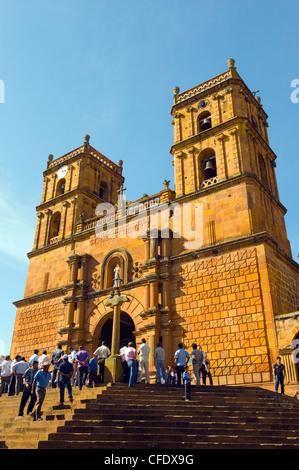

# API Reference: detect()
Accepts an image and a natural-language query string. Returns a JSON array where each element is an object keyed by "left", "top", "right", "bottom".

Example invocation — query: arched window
[
  {"left": 198, "top": 111, "right": 212, "bottom": 133},
  {"left": 258, "top": 155, "right": 269, "bottom": 188},
  {"left": 99, "top": 181, "right": 108, "bottom": 201},
  {"left": 100, "top": 248, "right": 132, "bottom": 290},
  {"left": 198, "top": 148, "right": 217, "bottom": 185},
  {"left": 48, "top": 211, "right": 61, "bottom": 243},
  {"left": 56, "top": 179, "right": 66, "bottom": 197}
]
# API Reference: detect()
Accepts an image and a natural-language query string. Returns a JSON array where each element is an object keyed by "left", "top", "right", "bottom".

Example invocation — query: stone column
[
  {"left": 41, "top": 177, "right": 49, "bottom": 203},
  {"left": 59, "top": 201, "right": 69, "bottom": 240},
  {"left": 43, "top": 209, "right": 52, "bottom": 246},
  {"left": 67, "top": 254, "right": 80, "bottom": 284},
  {"left": 33, "top": 212, "right": 44, "bottom": 250}
]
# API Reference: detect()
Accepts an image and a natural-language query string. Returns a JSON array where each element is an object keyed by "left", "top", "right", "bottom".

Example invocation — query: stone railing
[
  {"left": 201, "top": 176, "right": 218, "bottom": 188},
  {"left": 47, "top": 145, "right": 122, "bottom": 175},
  {"left": 49, "top": 235, "right": 59, "bottom": 245},
  {"left": 175, "top": 71, "right": 231, "bottom": 104}
]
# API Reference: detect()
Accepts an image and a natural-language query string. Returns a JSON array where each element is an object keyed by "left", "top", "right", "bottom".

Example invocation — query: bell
[
  {"left": 204, "top": 160, "right": 215, "bottom": 178},
  {"left": 200, "top": 117, "right": 212, "bottom": 130},
  {"left": 204, "top": 160, "right": 214, "bottom": 172}
]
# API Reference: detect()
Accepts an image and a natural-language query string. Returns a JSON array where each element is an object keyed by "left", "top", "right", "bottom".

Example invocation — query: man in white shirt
[
  {"left": 137, "top": 338, "right": 150, "bottom": 384},
  {"left": 38, "top": 351, "right": 50, "bottom": 369},
  {"left": 13, "top": 357, "right": 28, "bottom": 395},
  {"left": 154, "top": 342, "right": 168, "bottom": 384},
  {"left": 29, "top": 349, "right": 39, "bottom": 367},
  {"left": 0, "top": 356, "right": 12, "bottom": 396},
  {"left": 68, "top": 347, "right": 77, "bottom": 385},
  {"left": 93, "top": 341, "right": 111, "bottom": 384}
]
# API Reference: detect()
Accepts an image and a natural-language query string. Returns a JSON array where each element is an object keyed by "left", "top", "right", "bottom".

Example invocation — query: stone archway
[
  {"left": 85, "top": 294, "right": 145, "bottom": 354},
  {"left": 99, "top": 311, "right": 136, "bottom": 351}
]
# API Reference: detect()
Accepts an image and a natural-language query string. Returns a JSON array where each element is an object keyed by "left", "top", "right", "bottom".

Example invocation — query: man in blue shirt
[
  {"left": 58, "top": 355, "right": 74, "bottom": 404},
  {"left": 174, "top": 343, "right": 189, "bottom": 387},
  {"left": 31, "top": 363, "right": 51, "bottom": 421},
  {"left": 88, "top": 354, "right": 98, "bottom": 387}
]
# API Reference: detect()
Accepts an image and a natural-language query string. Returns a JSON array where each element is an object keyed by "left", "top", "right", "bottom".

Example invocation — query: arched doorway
[{"left": 98, "top": 311, "right": 136, "bottom": 351}]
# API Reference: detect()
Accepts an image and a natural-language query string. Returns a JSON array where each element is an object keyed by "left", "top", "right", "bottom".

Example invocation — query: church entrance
[{"left": 99, "top": 311, "right": 135, "bottom": 351}]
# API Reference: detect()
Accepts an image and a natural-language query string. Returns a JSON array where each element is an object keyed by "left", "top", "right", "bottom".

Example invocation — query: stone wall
[{"left": 170, "top": 246, "right": 271, "bottom": 385}]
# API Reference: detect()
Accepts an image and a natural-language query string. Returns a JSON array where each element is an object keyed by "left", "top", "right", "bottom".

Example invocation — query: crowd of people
[
  {"left": 0, "top": 340, "right": 214, "bottom": 418},
  {"left": 0, "top": 340, "right": 286, "bottom": 416}
]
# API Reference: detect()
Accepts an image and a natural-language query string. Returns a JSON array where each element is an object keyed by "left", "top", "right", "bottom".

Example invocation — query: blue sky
[{"left": 0, "top": 0, "right": 298, "bottom": 354}]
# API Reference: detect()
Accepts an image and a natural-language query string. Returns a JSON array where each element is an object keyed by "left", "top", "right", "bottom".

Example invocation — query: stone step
[
  {"left": 63, "top": 418, "right": 299, "bottom": 431},
  {"left": 38, "top": 439, "right": 299, "bottom": 450},
  {"left": 82, "top": 401, "right": 298, "bottom": 413},
  {"left": 54, "top": 424, "right": 299, "bottom": 438}
]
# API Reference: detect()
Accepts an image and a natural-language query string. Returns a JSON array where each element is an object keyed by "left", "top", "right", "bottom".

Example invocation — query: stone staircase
[
  {"left": 1, "top": 383, "right": 299, "bottom": 449},
  {"left": 35, "top": 383, "right": 299, "bottom": 450},
  {"left": 0, "top": 384, "right": 108, "bottom": 449}
]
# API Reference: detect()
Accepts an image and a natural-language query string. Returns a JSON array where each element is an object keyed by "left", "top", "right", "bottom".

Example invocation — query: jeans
[
  {"left": 98, "top": 359, "right": 106, "bottom": 383},
  {"left": 59, "top": 380, "right": 73, "bottom": 403},
  {"left": 193, "top": 363, "right": 200, "bottom": 386},
  {"left": 78, "top": 366, "right": 88, "bottom": 390},
  {"left": 138, "top": 360, "right": 150, "bottom": 383},
  {"left": 123, "top": 361, "right": 130, "bottom": 383},
  {"left": 275, "top": 375, "right": 284, "bottom": 394},
  {"left": 18, "top": 385, "right": 37, "bottom": 416},
  {"left": 51, "top": 368, "right": 59, "bottom": 388},
  {"left": 88, "top": 370, "right": 97, "bottom": 387},
  {"left": 176, "top": 365, "right": 185, "bottom": 387},
  {"left": 200, "top": 365, "right": 213, "bottom": 385},
  {"left": 155, "top": 359, "right": 167, "bottom": 384},
  {"left": 127, "top": 360, "right": 137, "bottom": 387},
  {"left": 184, "top": 381, "right": 191, "bottom": 400}
]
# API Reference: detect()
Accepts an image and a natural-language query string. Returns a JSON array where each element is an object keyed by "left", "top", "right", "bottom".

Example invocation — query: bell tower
[
  {"left": 33, "top": 134, "right": 124, "bottom": 251},
  {"left": 170, "top": 58, "right": 292, "bottom": 257}
]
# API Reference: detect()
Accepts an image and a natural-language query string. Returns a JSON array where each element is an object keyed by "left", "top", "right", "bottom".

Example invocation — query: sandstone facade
[{"left": 11, "top": 60, "right": 299, "bottom": 385}]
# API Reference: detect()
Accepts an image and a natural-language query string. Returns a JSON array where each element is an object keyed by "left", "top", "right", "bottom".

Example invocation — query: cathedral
[{"left": 11, "top": 59, "right": 299, "bottom": 385}]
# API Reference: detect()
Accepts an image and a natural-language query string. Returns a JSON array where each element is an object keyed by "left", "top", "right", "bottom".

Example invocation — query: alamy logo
[
  {"left": 95, "top": 196, "right": 204, "bottom": 250},
  {"left": 0, "top": 80, "right": 4, "bottom": 103},
  {"left": 290, "top": 79, "right": 299, "bottom": 103}
]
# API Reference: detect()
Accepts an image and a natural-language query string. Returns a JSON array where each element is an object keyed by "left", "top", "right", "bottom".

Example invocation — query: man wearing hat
[{"left": 58, "top": 354, "right": 74, "bottom": 404}]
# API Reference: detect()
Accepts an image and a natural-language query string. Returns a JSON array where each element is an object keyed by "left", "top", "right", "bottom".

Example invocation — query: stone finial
[
  {"left": 228, "top": 58, "right": 235, "bottom": 68},
  {"left": 228, "top": 58, "right": 238, "bottom": 78},
  {"left": 84, "top": 134, "right": 90, "bottom": 153},
  {"left": 47, "top": 154, "right": 54, "bottom": 168},
  {"left": 118, "top": 159, "right": 123, "bottom": 168},
  {"left": 163, "top": 179, "right": 170, "bottom": 190},
  {"left": 173, "top": 86, "right": 180, "bottom": 104}
]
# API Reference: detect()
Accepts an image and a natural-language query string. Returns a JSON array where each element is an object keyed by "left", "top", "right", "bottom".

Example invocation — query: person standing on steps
[
  {"left": 18, "top": 360, "right": 39, "bottom": 416},
  {"left": 58, "top": 355, "right": 74, "bottom": 404},
  {"left": 137, "top": 338, "right": 150, "bottom": 384},
  {"left": 51, "top": 344, "right": 64, "bottom": 388},
  {"left": 76, "top": 345, "right": 89, "bottom": 390},
  {"left": 190, "top": 344, "right": 203, "bottom": 387},
  {"left": 273, "top": 356, "right": 285, "bottom": 396},
  {"left": 0, "top": 356, "right": 12, "bottom": 397},
  {"left": 12, "top": 356, "right": 28, "bottom": 395},
  {"left": 119, "top": 342, "right": 137, "bottom": 387},
  {"left": 154, "top": 342, "right": 168, "bottom": 384},
  {"left": 31, "top": 362, "right": 51, "bottom": 421},
  {"left": 88, "top": 354, "right": 98, "bottom": 387},
  {"left": 174, "top": 343, "right": 189, "bottom": 387},
  {"left": 183, "top": 365, "right": 192, "bottom": 401},
  {"left": 39, "top": 350, "right": 50, "bottom": 370},
  {"left": 93, "top": 341, "right": 111, "bottom": 384},
  {"left": 29, "top": 349, "right": 39, "bottom": 367}
]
